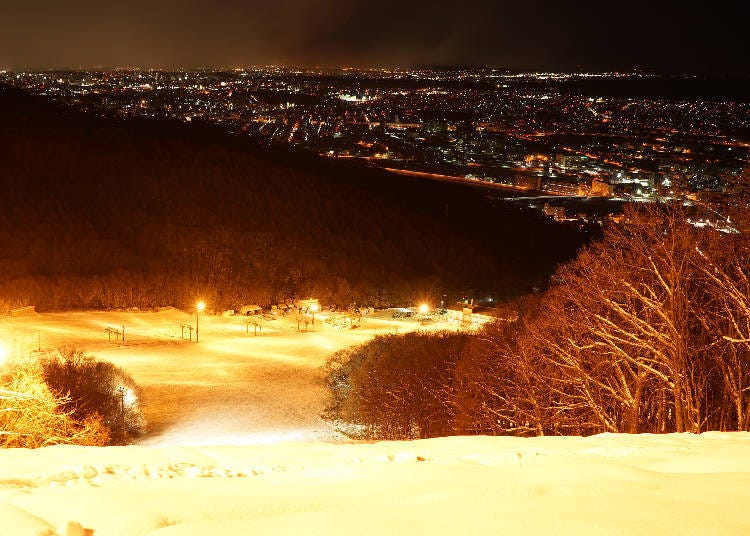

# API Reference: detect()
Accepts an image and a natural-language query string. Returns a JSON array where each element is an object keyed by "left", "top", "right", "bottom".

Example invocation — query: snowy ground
[
  {"left": 1, "top": 433, "right": 750, "bottom": 535},
  {"left": 0, "top": 308, "right": 458, "bottom": 446},
  {"left": 3, "top": 311, "right": 749, "bottom": 535}
]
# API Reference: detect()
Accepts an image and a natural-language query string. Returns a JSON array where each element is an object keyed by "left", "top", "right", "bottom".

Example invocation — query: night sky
[{"left": 1, "top": 0, "right": 746, "bottom": 73}]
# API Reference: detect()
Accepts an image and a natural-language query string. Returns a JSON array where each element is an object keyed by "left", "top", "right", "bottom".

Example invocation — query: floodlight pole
[
  {"left": 117, "top": 386, "right": 126, "bottom": 435},
  {"left": 195, "top": 301, "right": 206, "bottom": 343}
]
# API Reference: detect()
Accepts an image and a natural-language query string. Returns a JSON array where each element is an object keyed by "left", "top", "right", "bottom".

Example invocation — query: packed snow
[
  {"left": 2, "top": 310, "right": 749, "bottom": 535},
  {"left": 1, "top": 434, "right": 750, "bottom": 535}
]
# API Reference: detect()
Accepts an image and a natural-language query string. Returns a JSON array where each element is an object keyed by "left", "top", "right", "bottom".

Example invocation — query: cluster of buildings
[{"left": 3, "top": 68, "right": 747, "bottom": 223}]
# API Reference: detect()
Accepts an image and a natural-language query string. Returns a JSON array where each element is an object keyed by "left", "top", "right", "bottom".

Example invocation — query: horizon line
[{"left": 2, "top": 65, "right": 746, "bottom": 77}]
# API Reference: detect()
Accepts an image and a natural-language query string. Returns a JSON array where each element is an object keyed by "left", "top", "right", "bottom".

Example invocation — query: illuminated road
[{"left": 382, "top": 167, "right": 550, "bottom": 196}]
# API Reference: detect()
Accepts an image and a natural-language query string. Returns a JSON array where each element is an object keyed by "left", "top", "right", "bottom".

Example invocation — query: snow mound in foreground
[
  {"left": 0, "top": 503, "right": 54, "bottom": 536},
  {"left": 1, "top": 433, "right": 750, "bottom": 535}
]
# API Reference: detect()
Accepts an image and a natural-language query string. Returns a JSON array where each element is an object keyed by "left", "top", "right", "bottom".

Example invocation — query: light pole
[
  {"left": 196, "top": 301, "right": 205, "bottom": 343},
  {"left": 116, "top": 385, "right": 126, "bottom": 439},
  {"left": 310, "top": 303, "right": 319, "bottom": 329},
  {"left": 418, "top": 303, "right": 430, "bottom": 325}
]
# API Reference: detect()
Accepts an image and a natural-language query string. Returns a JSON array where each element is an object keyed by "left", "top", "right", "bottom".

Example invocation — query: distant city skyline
[
  {"left": 1, "top": 0, "right": 747, "bottom": 74},
  {"left": 5, "top": 68, "right": 747, "bottom": 232}
]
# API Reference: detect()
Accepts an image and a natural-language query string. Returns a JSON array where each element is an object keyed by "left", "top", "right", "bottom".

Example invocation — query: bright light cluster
[{"left": 123, "top": 387, "right": 137, "bottom": 407}]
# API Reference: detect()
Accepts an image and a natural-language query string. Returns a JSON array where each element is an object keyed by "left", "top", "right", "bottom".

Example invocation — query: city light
[
  {"left": 418, "top": 303, "right": 429, "bottom": 314},
  {"left": 5, "top": 68, "right": 746, "bottom": 229}
]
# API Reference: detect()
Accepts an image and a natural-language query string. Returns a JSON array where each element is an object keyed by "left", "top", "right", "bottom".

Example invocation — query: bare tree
[
  {"left": 692, "top": 232, "right": 750, "bottom": 430},
  {"left": 1, "top": 361, "right": 108, "bottom": 448},
  {"left": 452, "top": 321, "right": 551, "bottom": 437},
  {"left": 521, "top": 205, "right": 711, "bottom": 434},
  {"left": 324, "top": 202, "right": 750, "bottom": 439}
]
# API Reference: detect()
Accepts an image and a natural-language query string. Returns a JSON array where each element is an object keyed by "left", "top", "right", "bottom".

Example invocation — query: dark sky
[{"left": 1, "top": 0, "right": 746, "bottom": 73}]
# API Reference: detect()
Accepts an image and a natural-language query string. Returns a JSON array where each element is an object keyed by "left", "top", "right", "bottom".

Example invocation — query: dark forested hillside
[{"left": 0, "top": 85, "right": 590, "bottom": 311}]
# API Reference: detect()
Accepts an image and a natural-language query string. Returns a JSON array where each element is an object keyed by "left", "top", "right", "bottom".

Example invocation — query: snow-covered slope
[
  {"left": 1, "top": 433, "right": 750, "bottom": 535},
  {"left": 0, "top": 309, "right": 460, "bottom": 446},
  {"left": 3, "top": 312, "right": 748, "bottom": 534}
]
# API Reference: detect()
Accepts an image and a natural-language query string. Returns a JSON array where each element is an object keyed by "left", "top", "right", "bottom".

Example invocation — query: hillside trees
[
  {"left": 524, "top": 207, "right": 705, "bottom": 433},
  {"left": 326, "top": 203, "right": 750, "bottom": 438},
  {"left": 475, "top": 204, "right": 750, "bottom": 434},
  {"left": 692, "top": 230, "right": 750, "bottom": 430},
  {"left": 324, "top": 331, "right": 471, "bottom": 439},
  {"left": 42, "top": 349, "right": 146, "bottom": 444},
  {"left": 484, "top": 204, "right": 750, "bottom": 435},
  {"left": 451, "top": 320, "right": 552, "bottom": 436}
]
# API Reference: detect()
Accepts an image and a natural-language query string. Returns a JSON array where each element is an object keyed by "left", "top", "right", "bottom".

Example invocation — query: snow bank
[{"left": 2, "top": 433, "right": 750, "bottom": 535}]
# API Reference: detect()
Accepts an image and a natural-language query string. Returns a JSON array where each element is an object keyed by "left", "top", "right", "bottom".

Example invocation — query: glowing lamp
[
  {"left": 195, "top": 301, "right": 206, "bottom": 343},
  {"left": 123, "top": 388, "right": 137, "bottom": 407},
  {"left": 419, "top": 303, "right": 429, "bottom": 314}
]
